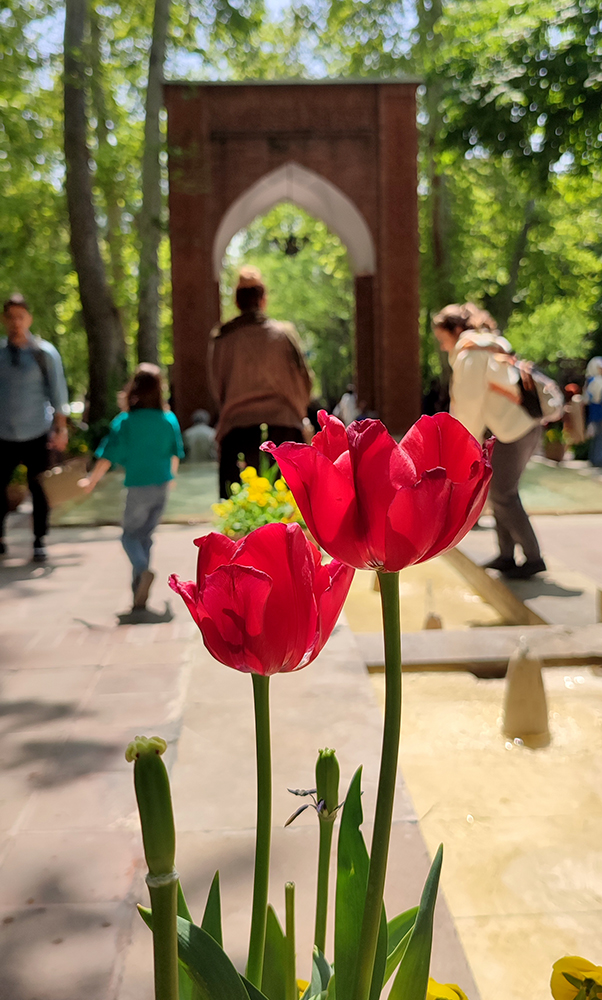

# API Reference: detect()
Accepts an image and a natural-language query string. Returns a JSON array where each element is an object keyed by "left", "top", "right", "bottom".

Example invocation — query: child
[{"left": 79, "top": 364, "right": 185, "bottom": 610}]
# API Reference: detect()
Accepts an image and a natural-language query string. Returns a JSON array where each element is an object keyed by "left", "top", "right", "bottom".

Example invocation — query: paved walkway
[{"left": 0, "top": 518, "right": 475, "bottom": 999}]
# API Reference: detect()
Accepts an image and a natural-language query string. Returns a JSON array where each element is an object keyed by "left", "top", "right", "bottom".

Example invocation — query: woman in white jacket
[{"left": 433, "top": 303, "right": 546, "bottom": 579}]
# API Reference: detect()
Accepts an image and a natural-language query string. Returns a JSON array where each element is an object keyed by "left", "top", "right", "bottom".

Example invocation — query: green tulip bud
[
  {"left": 315, "top": 748, "right": 340, "bottom": 822},
  {"left": 126, "top": 735, "right": 175, "bottom": 877}
]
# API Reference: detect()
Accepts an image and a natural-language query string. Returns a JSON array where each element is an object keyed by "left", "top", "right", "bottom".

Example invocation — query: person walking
[
  {"left": 208, "top": 266, "right": 312, "bottom": 498},
  {"left": 433, "top": 303, "right": 546, "bottom": 579},
  {"left": 0, "top": 294, "right": 70, "bottom": 562},
  {"left": 79, "top": 364, "right": 184, "bottom": 610},
  {"left": 584, "top": 357, "right": 602, "bottom": 468}
]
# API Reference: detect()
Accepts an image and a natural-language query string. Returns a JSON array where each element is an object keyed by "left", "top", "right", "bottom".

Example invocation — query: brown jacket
[{"left": 208, "top": 311, "right": 312, "bottom": 442}]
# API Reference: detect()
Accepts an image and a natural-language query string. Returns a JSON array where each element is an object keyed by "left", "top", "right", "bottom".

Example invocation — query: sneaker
[
  {"left": 32, "top": 543, "right": 47, "bottom": 563},
  {"left": 504, "top": 558, "right": 547, "bottom": 580},
  {"left": 483, "top": 555, "right": 517, "bottom": 574},
  {"left": 133, "top": 569, "right": 155, "bottom": 609}
]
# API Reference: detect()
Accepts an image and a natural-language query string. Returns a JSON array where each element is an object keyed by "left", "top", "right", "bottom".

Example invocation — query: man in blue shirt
[{"left": 0, "top": 294, "right": 70, "bottom": 561}]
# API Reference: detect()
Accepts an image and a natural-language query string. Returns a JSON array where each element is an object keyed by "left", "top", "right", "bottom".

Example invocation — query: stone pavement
[
  {"left": 459, "top": 513, "right": 602, "bottom": 626},
  {"left": 0, "top": 518, "right": 476, "bottom": 999}
]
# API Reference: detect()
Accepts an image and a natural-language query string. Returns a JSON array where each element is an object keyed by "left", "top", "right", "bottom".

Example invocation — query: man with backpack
[
  {"left": 0, "top": 294, "right": 70, "bottom": 562},
  {"left": 433, "top": 302, "right": 548, "bottom": 579}
]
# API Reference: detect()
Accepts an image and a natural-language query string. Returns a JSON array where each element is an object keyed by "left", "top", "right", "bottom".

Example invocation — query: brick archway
[{"left": 164, "top": 80, "right": 420, "bottom": 435}]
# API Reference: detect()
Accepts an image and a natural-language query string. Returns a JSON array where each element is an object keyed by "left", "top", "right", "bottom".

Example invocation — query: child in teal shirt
[{"left": 80, "top": 364, "right": 185, "bottom": 610}]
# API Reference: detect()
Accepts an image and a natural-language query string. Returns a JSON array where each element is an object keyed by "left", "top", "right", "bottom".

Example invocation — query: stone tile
[
  {"left": 0, "top": 901, "right": 132, "bottom": 1000},
  {"left": 94, "top": 664, "right": 183, "bottom": 696},
  {"left": 0, "top": 666, "right": 97, "bottom": 703},
  {"left": 81, "top": 691, "right": 182, "bottom": 729},
  {"left": 24, "top": 771, "right": 137, "bottom": 832},
  {"left": 100, "top": 640, "right": 191, "bottom": 666},
  {"left": 0, "top": 830, "right": 141, "bottom": 906},
  {"left": 455, "top": 911, "right": 602, "bottom": 1000}
]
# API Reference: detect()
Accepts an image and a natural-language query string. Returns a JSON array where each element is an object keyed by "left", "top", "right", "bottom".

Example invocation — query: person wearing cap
[
  {"left": 208, "top": 267, "right": 312, "bottom": 498},
  {"left": 0, "top": 294, "right": 70, "bottom": 561}
]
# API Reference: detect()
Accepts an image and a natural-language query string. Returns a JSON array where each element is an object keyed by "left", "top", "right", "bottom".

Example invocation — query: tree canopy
[{"left": 1, "top": 0, "right": 601, "bottom": 410}]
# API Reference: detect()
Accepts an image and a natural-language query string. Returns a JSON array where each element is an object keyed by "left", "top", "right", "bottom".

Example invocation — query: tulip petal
[
  {"left": 385, "top": 471, "right": 453, "bottom": 570},
  {"left": 168, "top": 575, "right": 205, "bottom": 631},
  {"left": 400, "top": 412, "right": 484, "bottom": 483},
  {"left": 311, "top": 559, "right": 355, "bottom": 660},
  {"left": 263, "top": 440, "right": 371, "bottom": 569},
  {"left": 200, "top": 564, "right": 272, "bottom": 674},
  {"left": 194, "top": 532, "right": 240, "bottom": 587},
  {"left": 311, "top": 410, "right": 350, "bottom": 462},
  {"left": 347, "top": 419, "right": 415, "bottom": 565},
  {"left": 235, "top": 523, "right": 318, "bottom": 672}
]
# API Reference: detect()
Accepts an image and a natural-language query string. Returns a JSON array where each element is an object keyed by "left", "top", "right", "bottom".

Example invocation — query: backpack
[{"left": 514, "top": 360, "right": 564, "bottom": 424}]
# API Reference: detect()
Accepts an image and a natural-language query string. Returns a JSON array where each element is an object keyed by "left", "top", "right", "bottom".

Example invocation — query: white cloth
[
  {"left": 449, "top": 331, "right": 540, "bottom": 444},
  {"left": 333, "top": 391, "right": 359, "bottom": 426}
]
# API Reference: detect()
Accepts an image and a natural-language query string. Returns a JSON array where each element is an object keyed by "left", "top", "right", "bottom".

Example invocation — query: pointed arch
[{"left": 212, "top": 162, "right": 376, "bottom": 279}]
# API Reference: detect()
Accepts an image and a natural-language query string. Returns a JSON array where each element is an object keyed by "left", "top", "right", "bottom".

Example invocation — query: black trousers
[
  {"left": 219, "top": 424, "right": 304, "bottom": 499},
  {"left": 489, "top": 424, "right": 542, "bottom": 562},
  {"left": 0, "top": 434, "right": 49, "bottom": 541}
]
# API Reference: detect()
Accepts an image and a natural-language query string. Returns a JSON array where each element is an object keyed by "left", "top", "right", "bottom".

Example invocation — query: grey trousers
[{"left": 489, "top": 424, "right": 542, "bottom": 562}]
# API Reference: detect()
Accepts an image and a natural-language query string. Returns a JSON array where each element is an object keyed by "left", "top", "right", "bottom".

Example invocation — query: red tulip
[
  {"left": 169, "top": 522, "right": 354, "bottom": 675},
  {"left": 262, "top": 411, "right": 493, "bottom": 572}
]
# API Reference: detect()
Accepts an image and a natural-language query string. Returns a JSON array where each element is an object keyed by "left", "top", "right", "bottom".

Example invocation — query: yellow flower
[
  {"left": 427, "top": 979, "right": 469, "bottom": 1000},
  {"left": 240, "top": 466, "right": 257, "bottom": 482},
  {"left": 275, "top": 478, "right": 287, "bottom": 492},
  {"left": 297, "top": 981, "right": 309, "bottom": 998},
  {"left": 551, "top": 958, "right": 602, "bottom": 1000}
]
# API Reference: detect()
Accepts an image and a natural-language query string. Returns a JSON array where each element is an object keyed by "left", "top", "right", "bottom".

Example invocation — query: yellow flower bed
[{"left": 212, "top": 466, "right": 304, "bottom": 538}]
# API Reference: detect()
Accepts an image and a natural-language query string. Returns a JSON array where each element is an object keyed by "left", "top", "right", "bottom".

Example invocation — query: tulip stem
[
  {"left": 247, "top": 673, "right": 272, "bottom": 989},
  {"left": 314, "top": 815, "right": 333, "bottom": 954},
  {"left": 148, "top": 880, "right": 179, "bottom": 1000},
  {"left": 352, "top": 570, "right": 402, "bottom": 1000},
  {"left": 285, "top": 881, "right": 297, "bottom": 1000}
]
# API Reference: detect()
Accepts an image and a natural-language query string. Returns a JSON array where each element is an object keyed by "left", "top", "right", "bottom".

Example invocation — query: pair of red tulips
[{"left": 170, "top": 411, "right": 493, "bottom": 675}]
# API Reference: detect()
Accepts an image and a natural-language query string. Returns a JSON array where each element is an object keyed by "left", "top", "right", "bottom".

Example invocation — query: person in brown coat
[{"left": 208, "top": 267, "right": 312, "bottom": 498}]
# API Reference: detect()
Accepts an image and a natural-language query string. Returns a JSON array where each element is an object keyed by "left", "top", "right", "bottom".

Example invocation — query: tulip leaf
[
  {"left": 176, "top": 882, "right": 203, "bottom": 1000},
  {"left": 201, "top": 871, "right": 223, "bottom": 948},
  {"left": 176, "top": 915, "right": 252, "bottom": 1000},
  {"left": 178, "top": 882, "right": 194, "bottom": 921},
  {"left": 385, "top": 907, "right": 419, "bottom": 984},
  {"left": 261, "top": 905, "right": 287, "bottom": 1000},
  {"left": 389, "top": 845, "right": 443, "bottom": 1000},
  {"left": 335, "top": 766, "right": 369, "bottom": 1000},
  {"left": 241, "top": 976, "right": 272, "bottom": 1000},
  {"left": 301, "top": 947, "right": 332, "bottom": 999}
]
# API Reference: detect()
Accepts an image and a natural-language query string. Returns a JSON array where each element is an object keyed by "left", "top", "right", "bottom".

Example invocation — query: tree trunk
[
  {"left": 417, "top": 0, "right": 455, "bottom": 313},
  {"left": 63, "top": 0, "right": 124, "bottom": 427},
  {"left": 485, "top": 199, "right": 536, "bottom": 331},
  {"left": 89, "top": 5, "right": 129, "bottom": 383},
  {"left": 137, "top": 0, "right": 171, "bottom": 365}
]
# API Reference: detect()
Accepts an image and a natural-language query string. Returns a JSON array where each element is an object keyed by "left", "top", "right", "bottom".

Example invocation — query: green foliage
[
  {"left": 261, "top": 907, "right": 287, "bottom": 1000},
  {"left": 389, "top": 846, "right": 443, "bottom": 1000},
  {"left": 3, "top": 0, "right": 602, "bottom": 404},
  {"left": 334, "top": 767, "right": 372, "bottom": 999},
  {"left": 177, "top": 916, "right": 264, "bottom": 1000},
  {"left": 201, "top": 872, "right": 223, "bottom": 949},
  {"left": 222, "top": 203, "right": 354, "bottom": 405}
]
